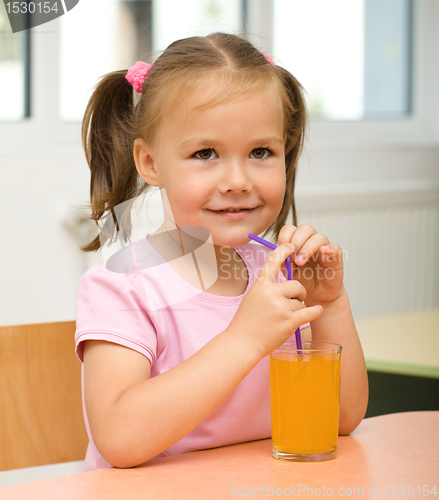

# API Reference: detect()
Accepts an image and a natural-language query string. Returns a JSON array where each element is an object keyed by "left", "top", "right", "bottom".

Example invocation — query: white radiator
[{"left": 295, "top": 180, "right": 439, "bottom": 319}]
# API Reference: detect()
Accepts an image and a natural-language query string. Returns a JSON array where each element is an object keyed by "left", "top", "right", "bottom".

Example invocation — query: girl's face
[{"left": 135, "top": 85, "right": 286, "bottom": 249}]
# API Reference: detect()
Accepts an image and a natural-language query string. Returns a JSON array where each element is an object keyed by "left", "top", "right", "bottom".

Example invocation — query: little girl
[{"left": 75, "top": 32, "right": 368, "bottom": 471}]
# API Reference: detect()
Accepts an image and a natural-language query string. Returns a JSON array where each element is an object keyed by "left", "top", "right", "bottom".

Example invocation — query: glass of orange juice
[{"left": 270, "top": 341, "right": 342, "bottom": 462}]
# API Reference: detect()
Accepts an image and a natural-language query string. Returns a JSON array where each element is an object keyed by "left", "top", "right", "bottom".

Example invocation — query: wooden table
[
  {"left": 355, "top": 309, "right": 439, "bottom": 378},
  {"left": 1, "top": 412, "right": 438, "bottom": 499}
]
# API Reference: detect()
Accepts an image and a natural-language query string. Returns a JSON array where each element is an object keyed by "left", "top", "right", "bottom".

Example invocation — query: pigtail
[
  {"left": 263, "top": 68, "right": 307, "bottom": 241},
  {"left": 80, "top": 70, "right": 145, "bottom": 252},
  {"left": 283, "top": 68, "right": 308, "bottom": 225}
]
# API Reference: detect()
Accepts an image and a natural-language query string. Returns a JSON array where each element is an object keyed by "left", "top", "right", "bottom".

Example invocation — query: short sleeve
[{"left": 75, "top": 264, "right": 158, "bottom": 364}]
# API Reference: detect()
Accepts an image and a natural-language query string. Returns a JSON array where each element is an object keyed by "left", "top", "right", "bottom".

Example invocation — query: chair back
[{"left": 0, "top": 321, "right": 88, "bottom": 471}]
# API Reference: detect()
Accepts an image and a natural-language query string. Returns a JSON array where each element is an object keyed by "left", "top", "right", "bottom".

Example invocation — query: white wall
[
  {"left": 1, "top": 145, "right": 437, "bottom": 327},
  {"left": 0, "top": 1, "right": 438, "bottom": 326},
  {"left": 297, "top": 145, "right": 438, "bottom": 188},
  {"left": 0, "top": 145, "right": 98, "bottom": 325}
]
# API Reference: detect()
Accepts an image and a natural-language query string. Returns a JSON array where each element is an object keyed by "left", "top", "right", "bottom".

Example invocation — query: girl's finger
[
  {"left": 277, "top": 280, "right": 307, "bottom": 302},
  {"left": 290, "top": 304, "right": 323, "bottom": 328},
  {"left": 288, "top": 224, "right": 318, "bottom": 255},
  {"left": 318, "top": 243, "right": 344, "bottom": 265},
  {"left": 277, "top": 225, "right": 298, "bottom": 246},
  {"left": 294, "top": 232, "right": 330, "bottom": 265},
  {"left": 277, "top": 226, "right": 298, "bottom": 278},
  {"left": 258, "top": 244, "right": 296, "bottom": 282}
]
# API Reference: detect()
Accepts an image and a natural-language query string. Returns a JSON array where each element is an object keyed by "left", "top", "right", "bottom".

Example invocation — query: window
[
  {"left": 0, "top": 0, "right": 437, "bottom": 148},
  {"left": 273, "top": 0, "right": 413, "bottom": 120},
  {"left": 60, "top": 0, "right": 244, "bottom": 121},
  {"left": 0, "top": 1, "right": 30, "bottom": 121}
]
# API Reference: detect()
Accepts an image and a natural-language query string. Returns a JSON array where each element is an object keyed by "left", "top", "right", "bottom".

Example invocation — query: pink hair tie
[
  {"left": 265, "top": 55, "right": 275, "bottom": 65},
  {"left": 126, "top": 61, "right": 152, "bottom": 94}
]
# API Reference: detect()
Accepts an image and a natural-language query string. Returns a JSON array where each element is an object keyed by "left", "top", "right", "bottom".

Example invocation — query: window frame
[
  {"left": 0, "top": 0, "right": 437, "bottom": 152},
  {"left": 0, "top": 7, "right": 31, "bottom": 120}
]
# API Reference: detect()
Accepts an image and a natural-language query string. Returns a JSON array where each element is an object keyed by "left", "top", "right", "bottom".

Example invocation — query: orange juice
[{"left": 270, "top": 342, "right": 341, "bottom": 460}]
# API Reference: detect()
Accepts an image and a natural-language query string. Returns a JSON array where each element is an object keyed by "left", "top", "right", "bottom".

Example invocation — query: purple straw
[{"left": 248, "top": 233, "right": 302, "bottom": 350}]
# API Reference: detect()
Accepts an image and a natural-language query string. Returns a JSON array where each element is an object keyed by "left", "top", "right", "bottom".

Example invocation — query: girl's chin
[{"left": 211, "top": 233, "right": 257, "bottom": 248}]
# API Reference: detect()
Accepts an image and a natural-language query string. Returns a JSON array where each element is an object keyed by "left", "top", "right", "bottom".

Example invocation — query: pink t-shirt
[{"left": 75, "top": 238, "right": 307, "bottom": 471}]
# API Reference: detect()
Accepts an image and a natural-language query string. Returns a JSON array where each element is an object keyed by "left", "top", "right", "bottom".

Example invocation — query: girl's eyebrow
[
  {"left": 253, "top": 137, "right": 284, "bottom": 146},
  {"left": 179, "top": 136, "right": 284, "bottom": 151},
  {"left": 179, "top": 139, "right": 223, "bottom": 151}
]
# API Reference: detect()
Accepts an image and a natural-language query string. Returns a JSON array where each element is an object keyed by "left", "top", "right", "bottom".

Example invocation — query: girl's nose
[{"left": 218, "top": 160, "right": 253, "bottom": 194}]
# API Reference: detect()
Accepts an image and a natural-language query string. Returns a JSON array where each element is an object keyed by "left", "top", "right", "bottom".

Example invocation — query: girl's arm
[
  {"left": 83, "top": 244, "right": 322, "bottom": 468},
  {"left": 278, "top": 224, "right": 369, "bottom": 435},
  {"left": 83, "top": 331, "right": 261, "bottom": 468}
]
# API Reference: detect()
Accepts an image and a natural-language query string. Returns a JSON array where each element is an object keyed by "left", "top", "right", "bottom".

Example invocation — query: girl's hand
[
  {"left": 227, "top": 243, "right": 323, "bottom": 358},
  {"left": 277, "top": 224, "right": 345, "bottom": 305}
]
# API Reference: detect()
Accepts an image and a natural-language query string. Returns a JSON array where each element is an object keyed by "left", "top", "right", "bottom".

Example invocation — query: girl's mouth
[{"left": 208, "top": 207, "right": 257, "bottom": 219}]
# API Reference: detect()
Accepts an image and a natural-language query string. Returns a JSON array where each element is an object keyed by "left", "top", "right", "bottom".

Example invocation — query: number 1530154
[
  {"left": 5, "top": 2, "right": 60, "bottom": 14},
  {"left": 384, "top": 485, "right": 437, "bottom": 496}
]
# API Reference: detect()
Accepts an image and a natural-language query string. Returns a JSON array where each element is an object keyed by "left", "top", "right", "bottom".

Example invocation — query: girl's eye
[
  {"left": 251, "top": 148, "right": 271, "bottom": 160},
  {"left": 194, "top": 149, "right": 217, "bottom": 160}
]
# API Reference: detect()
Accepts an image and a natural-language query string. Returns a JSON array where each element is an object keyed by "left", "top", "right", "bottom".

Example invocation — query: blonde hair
[{"left": 81, "top": 32, "right": 307, "bottom": 252}]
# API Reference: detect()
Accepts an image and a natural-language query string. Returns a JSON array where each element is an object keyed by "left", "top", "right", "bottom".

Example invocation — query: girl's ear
[{"left": 133, "top": 139, "right": 160, "bottom": 187}]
